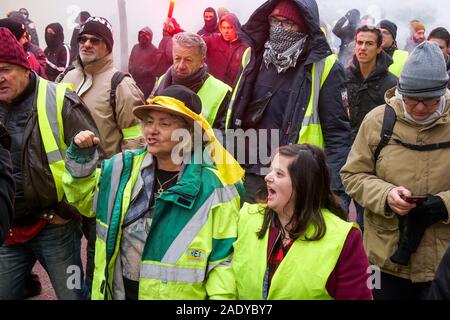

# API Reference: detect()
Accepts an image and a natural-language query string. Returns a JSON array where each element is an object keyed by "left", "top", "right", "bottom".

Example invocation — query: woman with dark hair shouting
[{"left": 233, "top": 144, "right": 372, "bottom": 300}]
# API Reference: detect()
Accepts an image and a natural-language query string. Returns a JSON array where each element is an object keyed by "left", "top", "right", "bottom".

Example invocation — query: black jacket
[
  {"left": 346, "top": 51, "right": 398, "bottom": 140},
  {"left": 429, "top": 245, "right": 450, "bottom": 300},
  {"left": 0, "top": 140, "right": 14, "bottom": 245},
  {"left": 0, "top": 73, "right": 99, "bottom": 227},
  {"left": 332, "top": 15, "right": 358, "bottom": 62},
  {"left": 44, "top": 23, "right": 71, "bottom": 81},
  {"left": 227, "top": 0, "right": 352, "bottom": 193}
]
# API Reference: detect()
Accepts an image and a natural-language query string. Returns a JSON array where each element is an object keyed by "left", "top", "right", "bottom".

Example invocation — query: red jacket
[{"left": 203, "top": 14, "right": 249, "bottom": 87}]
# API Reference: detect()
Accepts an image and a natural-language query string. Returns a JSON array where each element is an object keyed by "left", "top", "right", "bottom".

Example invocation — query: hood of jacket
[
  {"left": 139, "top": 26, "right": 153, "bottom": 44},
  {"left": 219, "top": 13, "right": 245, "bottom": 41},
  {"left": 45, "top": 22, "right": 64, "bottom": 49},
  {"left": 241, "top": 0, "right": 332, "bottom": 64},
  {"left": 347, "top": 50, "right": 394, "bottom": 82},
  {"left": 202, "top": 7, "right": 218, "bottom": 33}
]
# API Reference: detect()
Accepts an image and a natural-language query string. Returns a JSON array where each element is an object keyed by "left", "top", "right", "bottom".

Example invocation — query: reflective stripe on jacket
[
  {"left": 229, "top": 48, "right": 338, "bottom": 148},
  {"left": 389, "top": 49, "right": 409, "bottom": 78},
  {"left": 155, "top": 74, "right": 231, "bottom": 126},
  {"left": 36, "top": 78, "right": 74, "bottom": 201},
  {"left": 64, "top": 147, "right": 242, "bottom": 300},
  {"left": 233, "top": 203, "right": 353, "bottom": 300}
]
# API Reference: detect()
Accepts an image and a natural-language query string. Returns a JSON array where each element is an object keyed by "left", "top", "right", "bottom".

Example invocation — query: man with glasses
[
  {"left": 59, "top": 16, "right": 145, "bottom": 293},
  {"left": 342, "top": 41, "right": 450, "bottom": 300},
  {"left": 227, "top": 0, "right": 351, "bottom": 206},
  {"left": 346, "top": 25, "right": 398, "bottom": 231},
  {"left": 377, "top": 20, "right": 409, "bottom": 78}
]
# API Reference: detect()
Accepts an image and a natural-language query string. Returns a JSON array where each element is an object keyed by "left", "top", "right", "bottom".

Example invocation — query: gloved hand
[
  {"left": 413, "top": 195, "right": 448, "bottom": 226},
  {"left": 0, "top": 122, "right": 11, "bottom": 150},
  {"left": 390, "top": 195, "right": 448, "bottom": 266},
  {"left": 345, "top": 9, "right": 360, "bottom": 25}
]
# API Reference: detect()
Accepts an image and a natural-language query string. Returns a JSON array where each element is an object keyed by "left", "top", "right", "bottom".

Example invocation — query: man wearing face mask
[
  {"left": 197, "top": 7, "right": 219, "bottom": 37},
  {"left": 129, "top": 27, "right": 160, "bottom": 98},
  {"left": 227, "top": 0, "right": 351, "bottom": 205},
  {"left": 44, "top": 23, "right": 71, "bottom": 81}
]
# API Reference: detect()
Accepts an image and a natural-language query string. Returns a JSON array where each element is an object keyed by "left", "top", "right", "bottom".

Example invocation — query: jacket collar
[
  {"left": 131, "top": 150, "right": 203, "bottom": 210},
  {"left": 76, "top": 53, "right": 114, "bottom": 75},
  {"left": 347, "top": 50, "right": 394, "bottom": 82}
]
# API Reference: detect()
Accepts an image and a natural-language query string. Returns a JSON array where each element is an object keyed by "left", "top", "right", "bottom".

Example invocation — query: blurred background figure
[
  {"left": 203, "top": 13, "right": 249, "bottom": 87},
  {"left": 377, "top": 19, "right": 409, "bottom": 77},
  {"left": 6, "top": 11, "right": 46, "bottom": 77},
  {"left": 129, "top": 27, "right": 160, "bottom": 98},
  {"left": 70, "top": 11, "right": 91, "bottom": 63},
  {"left": 333, "top": 9, "right": 360, "bottom": 64},
  {"left": 404, "top": 19, "right": 426, "bottom": 53},
  {"left": 18, "top": 8, "right": 39, "bottom": 47},
  {"left": 197, "top": 7, "right": 218, "bottom": 37},
  {"left": 44, "top": 23, "right": 71, "bottom": 81}
]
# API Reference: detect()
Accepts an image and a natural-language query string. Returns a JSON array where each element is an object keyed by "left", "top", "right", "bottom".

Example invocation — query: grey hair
[{"left": 173, "top": 32, "right": 207, "bottom": 57}]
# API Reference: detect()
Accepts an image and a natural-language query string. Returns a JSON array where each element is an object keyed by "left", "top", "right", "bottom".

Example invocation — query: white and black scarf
[{"left": 263, "top": 25, "right": 308, "bottom": 74}]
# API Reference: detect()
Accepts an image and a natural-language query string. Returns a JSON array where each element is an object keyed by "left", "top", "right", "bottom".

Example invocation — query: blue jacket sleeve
[{"left": 318, "top": 61, "right": 352, "bottom": 194}]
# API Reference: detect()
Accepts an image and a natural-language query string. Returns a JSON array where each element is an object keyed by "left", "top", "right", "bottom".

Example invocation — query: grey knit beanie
[{"left": 398, "top": 41, "right": 449, "bottom": 97}]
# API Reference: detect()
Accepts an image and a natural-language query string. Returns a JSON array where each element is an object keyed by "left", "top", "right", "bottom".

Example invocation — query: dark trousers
[
  {"left": 81, "top": 216, "right": 96, "bottom": 292},
  {"left": 373, "top": 271, "right": 432, "bottom": 300}
]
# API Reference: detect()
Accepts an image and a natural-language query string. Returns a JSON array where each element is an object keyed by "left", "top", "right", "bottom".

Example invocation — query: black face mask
[{"left": 45, "top": 33, "right": 59, "bottom": 48}]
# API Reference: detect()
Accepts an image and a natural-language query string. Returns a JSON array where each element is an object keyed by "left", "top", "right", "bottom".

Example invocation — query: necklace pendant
[{"left": 157, "top": 187, "right": 164, "bottom": 195}]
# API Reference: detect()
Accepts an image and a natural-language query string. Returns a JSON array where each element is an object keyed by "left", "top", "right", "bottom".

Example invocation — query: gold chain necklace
[{"left": 156, "top": 173, "right": 179, "bottom": 196}]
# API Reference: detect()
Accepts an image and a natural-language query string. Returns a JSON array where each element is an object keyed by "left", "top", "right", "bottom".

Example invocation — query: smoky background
[{"left": 1, "top": 0, "right": 447, "bottom": 69}]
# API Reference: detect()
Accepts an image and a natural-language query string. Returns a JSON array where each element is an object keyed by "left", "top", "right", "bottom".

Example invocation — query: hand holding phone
[{"left": 401, "top": 194, "right": 428, "bottom": 205}]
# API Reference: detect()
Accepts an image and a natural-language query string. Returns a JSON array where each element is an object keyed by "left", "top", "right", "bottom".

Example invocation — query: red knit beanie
[
  {"left": 269, "top": 0, "right": 307, "bottom": 32},
  {"left": 0, "top": 27, "right": 30, "bottom": 70}
]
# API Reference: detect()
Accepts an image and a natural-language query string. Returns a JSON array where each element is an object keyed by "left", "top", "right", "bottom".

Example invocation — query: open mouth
[{"left": 267, "top": 186, "right": 276, "bottom": 201}]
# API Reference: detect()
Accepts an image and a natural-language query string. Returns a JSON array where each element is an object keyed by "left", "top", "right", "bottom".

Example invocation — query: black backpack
[
  {"left": 57, "top": 66, "right": 131, "bottom": 121},
  {"left": 374, "top": 104, "right": 450, "bottom": 168}
]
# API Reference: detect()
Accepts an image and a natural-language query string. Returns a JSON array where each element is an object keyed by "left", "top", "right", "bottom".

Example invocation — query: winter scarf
[
  {"left": 263, "top": 25, "right": 308, "bottom": 74},
  {"left": 396, "top": 89, "right": 447, "bottom": 126},
  {"left": 170, "top": 64, "right": 209, "bottom": 93}
]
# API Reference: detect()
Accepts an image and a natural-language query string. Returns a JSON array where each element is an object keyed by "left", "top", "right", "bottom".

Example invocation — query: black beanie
[
  {"left": 79, "top": 16, "right": 114, "bottom": 52},
  {"left": 378, "top": 19, "right": 398, "bottom": 40},
  {"left": 0, "top": 18, "right": 26, "bottom": 41}
]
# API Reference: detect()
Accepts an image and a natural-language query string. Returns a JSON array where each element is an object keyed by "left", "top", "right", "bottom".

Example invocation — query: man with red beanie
[
  {"left": 227, "top": 0, "right": 352, "bottom": 215},
  {"left": 0, "top": 27, "right": 98, "bottom": 300}
]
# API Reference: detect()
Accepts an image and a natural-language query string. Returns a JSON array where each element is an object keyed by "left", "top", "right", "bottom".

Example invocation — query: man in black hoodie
[
  {"left": 44, "top": 23, "right": 71, "bottom": 81},
  {"left": 346, "top": 25, "right": 397, "bottom": 230},
  {"left": 129, "top": 27, "right": 160, "bottom": 98},
  {"left": 197, "top": 7, "right": 219, "bottom": 37},
  {"left": 227, "top": 0, "right": 351, "bottom": 205}
]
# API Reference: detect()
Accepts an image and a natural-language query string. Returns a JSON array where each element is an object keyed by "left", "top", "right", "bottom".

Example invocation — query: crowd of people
[{"left": 1, "top": 0, "right": 450, "bottom": 300}]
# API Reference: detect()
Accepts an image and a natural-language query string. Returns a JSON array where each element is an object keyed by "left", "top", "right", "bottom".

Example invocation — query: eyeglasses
[
  {"left": 78, "top": 36, "right": 102, "bottom": 46},
  {"left": 268, "top": 16, "right": 296, "bottom": 29},
  {"left": 403, "top": 96, "right": 441, "bottom": 107}
]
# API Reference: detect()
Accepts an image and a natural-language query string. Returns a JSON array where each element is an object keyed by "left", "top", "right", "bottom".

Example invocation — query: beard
[{"left": 79, "top": 51, "right": 98, "bottom": 65}]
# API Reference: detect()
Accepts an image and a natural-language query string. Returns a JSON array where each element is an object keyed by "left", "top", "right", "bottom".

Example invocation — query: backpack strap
[
  {"left": 55, "top": 64, "right": 75, "bottom": 83},
  {"left": 374, "top": 104, "right": 397, "bottom": 165},
  {"left": 393, "top": 139, "right": 450, "bottom": 151},
  {"left": 110, "top": 71, "right": 131, "bottom": 121}
]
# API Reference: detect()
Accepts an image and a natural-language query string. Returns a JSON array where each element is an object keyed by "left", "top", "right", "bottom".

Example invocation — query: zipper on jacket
[{"left": 103, "top": 153, "right": 128, "bottom": 300}]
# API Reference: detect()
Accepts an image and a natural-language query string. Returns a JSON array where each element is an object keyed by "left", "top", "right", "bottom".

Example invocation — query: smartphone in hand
[{"left": 401, "top": 194, "right": 428, "bottom": 205}]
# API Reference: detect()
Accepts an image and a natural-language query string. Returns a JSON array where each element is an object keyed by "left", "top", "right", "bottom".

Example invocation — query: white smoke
[{"left": 1, "top": 0, "right": 448, "bottom": 68}]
